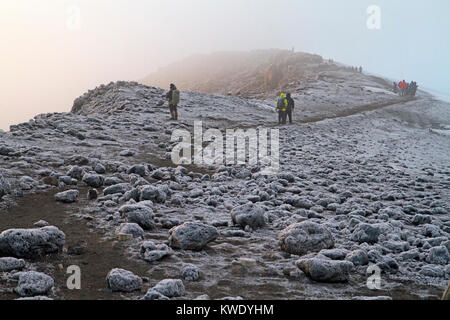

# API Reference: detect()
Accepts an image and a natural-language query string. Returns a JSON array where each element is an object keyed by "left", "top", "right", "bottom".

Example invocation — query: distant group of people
[
  {"left": 394, "top": 80, "right": 418, "bottom": 97},
  {"left": 276, "top": 93, "right": 295, "bottom": 125}
]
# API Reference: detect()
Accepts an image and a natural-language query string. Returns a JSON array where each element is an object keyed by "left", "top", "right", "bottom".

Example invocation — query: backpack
[
  {"left": 172, "top": 89, "right": 180, "bottom": 105},
  {"left": 277, "top": 97, "right": 286, "bottom": 110}
]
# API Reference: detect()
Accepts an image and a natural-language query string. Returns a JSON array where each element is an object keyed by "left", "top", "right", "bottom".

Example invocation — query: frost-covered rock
[
  {"left": 116, "top": 223, "right": 145, "bottom": 239},
  {"left": 107, "top": 268, "right": 143, "bottom": 292},
  {"left": 0, "top": 226, "right": 65, "bottom": 258},
  {"left": 295, "top": 258, "right": 354, "bottom": 283},
  {"left": 104, "top": 183, "right": 131, "bottom": 195},
  {"left": 169, "top": 222, "right": 218, "bottom": 251},
  {"left": 55, "top": 190, "right": 79, "bottom": 203},
  {"left": 151, "top": 279, "right": 185, "bottom": 298},
  {"left": 119, "top": 204, "right": 155, "bottom": 230},
  {"left": 143, "top": 289, "right": 170, "bottom": 300},
  {"left": 181, "top": 264, "right": 200, "bottom": 281},
  {"left": 426, "top": 246, "right": 449, "bottom": 265},
  {"left": 0, "top": 257, "right": 26, "bottom": 272},
  {"left": 82, "top": 173, "right": 104, "bottom": 188},
  {"left": 278, "top": 221, "right": 334, "bottom": 256},
  {"left": 14, "top": 271, "right": 54, "bottom": 297},
  {"left": 140, "top": 241, "right": 172, "bottom": 262},
  {"left": 231, "top": 204, "right": 266, "bottom": 229}
]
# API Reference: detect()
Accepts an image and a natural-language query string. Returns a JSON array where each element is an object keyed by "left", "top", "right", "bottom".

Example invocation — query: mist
[{"left": 1, "top": 0, "right": 449, "bottom": 131}]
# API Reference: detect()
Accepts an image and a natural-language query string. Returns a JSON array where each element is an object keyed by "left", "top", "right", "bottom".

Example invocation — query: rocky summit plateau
[{"left": 0, "top": 51, "right": 449, "bottom": 300}]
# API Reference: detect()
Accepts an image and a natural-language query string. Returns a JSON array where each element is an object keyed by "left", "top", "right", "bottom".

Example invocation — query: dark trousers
[
  {"left": 169, "top": 104, "right": 178, "bottom": 120},
  {"left": 278, "top": 110, "right": 287, "bottom": 124},
  {"left": 287, "top": 109, "right": 293, "bottom": 124}
]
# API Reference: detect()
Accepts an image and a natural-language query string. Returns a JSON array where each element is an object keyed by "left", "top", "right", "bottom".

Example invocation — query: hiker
[
  {"left": 393, "top": 82, "right": 398, "bottom": 94},
  {"left": 359, "top": 66, "right": 363, "bottom": 73},
  {"left": 399, "top": 80, "right": 407, "bottom": 96},
  {"left": 286, "top": 93, "right": 295, "bottom": 124},
  {"left": 277, "top": 93, "right": 288, "bottom": 125},
  {"left": 165, "top": 83, "right": 180, "bottom": 120},
  {"left": 411, "top": 81, "right": 418, "bottom": 96}
]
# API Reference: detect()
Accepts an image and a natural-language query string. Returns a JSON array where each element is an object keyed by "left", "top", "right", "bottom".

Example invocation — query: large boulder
[
  {"left": 278, "top": 222, "right": 334, "bottom": 256},
  {"left": 295, "top": 258, "right": 354, "bottom": 283},
  {"left": 119, "top": 204, "right": 155, "bottom": 230},
  {"left": 168, "top": 222, "right": 218, "bottom": 251},
  {"left": 0, "top": 257, "right": 26, "bottom": 272},
  {"left": 82, "top": 173, "right": 104, "bottom": 188},
  {"left": 231, "top": 204, "right": 266, "bottom": 229},
  {"left": 55, "top": 190, "right": 79, "bottom": 203},
  {"left": 106, "top": 268, "right": 143, "bottom": 292},
  {"left": 151, "top": 279, "right": 185, "bottom": 298},
  {"left": 0, "top": 226, "right": 65, "bottom": 259},
  {"left": 14, "top": 271, "right": 54, "bottom": 297}
]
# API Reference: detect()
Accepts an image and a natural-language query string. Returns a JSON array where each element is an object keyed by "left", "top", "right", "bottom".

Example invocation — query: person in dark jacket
[
  {"left": 286, "top": 93, "right": 295, "bottom": 124},
  {"left": 165, "top": 83, "right": 179, "bottom": 120}
]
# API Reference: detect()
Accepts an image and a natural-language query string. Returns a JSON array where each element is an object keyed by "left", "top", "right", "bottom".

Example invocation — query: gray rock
[
  {"left": 67, "top": 166, "right": 84, "bottom": 180},
  {"left": 82, "top": 173, "right": 104, "bottom": 188},
  {"left": 116, "top": 223, "right": 145, "bottom": 238},
  {"left": 152, "top": 279, "right": 185, "bottom": 298},
  {"left": 119, "top": 204, "right": 155, "bottom": 230},
  {"left": 169, "top": 222, "right": 218, "bottom": 251},
  {"left": 345, "top": 250, "right": 369, "bottom": 266},
  {"left": 320, "top": 248, "right": 350, "bottom": 260},
  {"left": 278, "top": 221, "right": 334, "bottom": 256},
  {"left": 33, "top": 220, "right": 49, "bottom": 228},
  {"left": 181, "top": 264, "right": 200, "bottom": 281},
  {"left": 140, "top": 185, "right": 167, "bottom": 203},
  {"left": 127, "top": 164, "right": 147, "bottom": 177},
  {"left": 0, "top": 226, "right": 65, "bottom": 258},
  {"left": 143, "top": 289, "right": 170, "bottom": 300},
  {"left": 426, "top": 246, "right": 449, "bottom": 265},
  {"left": 352, "top": 223, "right": 380, "bottom": 244},
  {"left": 295, "top": 258, "right": 354, "bottom": 283},
  {"left": 140, "top": 241, "right": 172, "bottom": 262},
  {"left": 55, "top": 190, "right": 79, "bottom": 203},
  {"left": 104, "top": 183, "right": 131, "bottom": 196},
  {"left": 87, "top": 189, "right": 98, "bottom": 200},
  {"left": 107, "top": 268, "right": 143, "bottom": 292},
  {"left": 420, "top": 265, "right": 445, "bottom": 278},
  {"left": 0, "top": 173, "right": 11, "bottom": 199},
  {"left": 94, "top": 163, "right": 106, "bottom": 174},
  {"left": 0, "top": 257, "right": 26, "bottom": 272},
  {"left": 15, "top": 271, "right": 54, "bottom": 297},
  {"left": 231, "top": 204, "right": 266, "bottom": 229}
]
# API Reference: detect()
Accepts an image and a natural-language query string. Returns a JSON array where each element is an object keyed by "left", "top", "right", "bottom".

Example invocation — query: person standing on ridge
[
  {"left": 165, "top": 83, "right": 180, "bottom": 120},
  {"left": 277, "top": 93, "right": 288, "bottom": 125},
  {"left": 286, "top": 93, "right": 295, "bottom": 124}
]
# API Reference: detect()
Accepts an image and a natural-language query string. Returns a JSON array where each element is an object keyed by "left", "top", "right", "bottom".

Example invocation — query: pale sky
[{"left": 1, "top": 0, "right": 449, "bottom": 130}]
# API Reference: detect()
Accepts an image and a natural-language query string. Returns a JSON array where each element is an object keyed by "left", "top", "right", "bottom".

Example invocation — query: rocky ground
[{"left": 0, "top": 77, "right": 449, "bottom": 300}]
